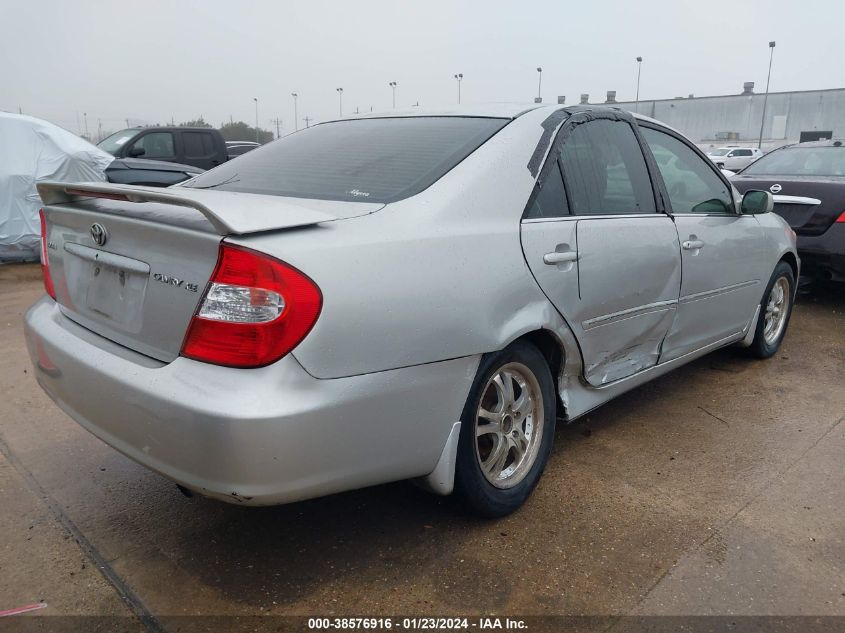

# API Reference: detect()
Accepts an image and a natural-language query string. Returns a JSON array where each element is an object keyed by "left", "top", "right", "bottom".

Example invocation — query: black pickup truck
[{"left": 97, "top": 127, "right": 229, "bottom": 170}]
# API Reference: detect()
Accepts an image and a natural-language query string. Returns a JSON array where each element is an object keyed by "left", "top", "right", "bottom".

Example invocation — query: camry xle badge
[
  {"left": 770, "top": 183, "right": 782, "bottom": 194},
  {"left": 90, "top": 223, "right": 108, "bottom": 246}
]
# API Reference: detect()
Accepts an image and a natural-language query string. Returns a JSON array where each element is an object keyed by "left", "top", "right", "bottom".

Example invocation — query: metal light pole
[
  {"left": 635, "top": 56, "right": 643, "bottom": 112},
  {"left": 758, "top": 41, "right": 776, "bottom": 149},
  {"left": 253, "top": 98, "right": 259, "bottom": 143},
  {"left": 536, "top": 67, "right": 543, "bottom": 103},
  {"left": 291, "top": 93, "right": 298, "bottom": 131},
  {"left": 83, "top": 112, "right": 89, "bottom": 139},
  {"left": 454, "top": 73, "right": 463, "bottom": 104},
  {"left": 389, "top": 81, "right": 397, "bottom": 109},
  {"left": 336, "top": 88, "right": 344, "bottom": 117}
]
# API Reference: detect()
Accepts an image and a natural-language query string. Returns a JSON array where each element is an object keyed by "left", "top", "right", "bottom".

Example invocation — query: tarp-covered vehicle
[{"left": 0, "top": 112, "right": 113, "bottom": 262}]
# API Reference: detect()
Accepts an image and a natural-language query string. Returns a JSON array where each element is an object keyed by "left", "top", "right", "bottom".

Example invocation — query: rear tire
[
  {"left": 748, "top": 261, "right": 795, "bottom": 358},
  {"left": 454, "top": 340, "right": 556, "bottom": 518}
]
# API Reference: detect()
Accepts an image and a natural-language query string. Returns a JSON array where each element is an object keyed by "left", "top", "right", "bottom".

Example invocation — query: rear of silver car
[{"left": 26, "top": 182, "right": 478, "bottom": 503}]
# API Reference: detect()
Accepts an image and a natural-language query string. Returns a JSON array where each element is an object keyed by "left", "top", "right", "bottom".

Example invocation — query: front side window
[
  {"left": 642, "top": 128, "right": 734, "bottom": 214},
  {"left": 184, "top": 117, "right": 508, "bottom": 203},
  {"left": 130, "top": 132, "right": 175, "bottom": 159},
  {"left": 558, "top": 119, "right": 656, "bottom": 215}
]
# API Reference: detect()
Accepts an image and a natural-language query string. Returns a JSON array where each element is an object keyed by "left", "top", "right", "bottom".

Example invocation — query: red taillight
[
  {"left": 836, "top": 211, "right": 845, "bottom": 223},
  {"left": 180, "top": 244, "right": 322, "bottom": 368},
  {"left": 39, "top": 209, "right": 56, "bottom": 300}
]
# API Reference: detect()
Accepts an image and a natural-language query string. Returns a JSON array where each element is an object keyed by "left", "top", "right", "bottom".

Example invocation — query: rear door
[
  {"left": 520, "top": 113, "right": 682, "bottom": 386},
  {"left": 640, "top": 125, "right": 767, "bottom": 361}
]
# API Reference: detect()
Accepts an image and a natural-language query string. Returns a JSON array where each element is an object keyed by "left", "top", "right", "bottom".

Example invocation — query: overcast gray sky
[{"left": 1, "top": 0, "right": 842, "bottom": 137}]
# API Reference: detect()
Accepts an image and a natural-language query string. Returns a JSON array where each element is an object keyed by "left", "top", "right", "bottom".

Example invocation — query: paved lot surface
[{"left": 1, "top": 263, "right": 843, "bottom": 629}]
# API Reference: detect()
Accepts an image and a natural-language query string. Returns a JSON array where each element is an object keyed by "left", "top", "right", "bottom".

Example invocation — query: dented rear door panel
[{"left": 521, "top": 215, "right": 682, "bottom": 386}]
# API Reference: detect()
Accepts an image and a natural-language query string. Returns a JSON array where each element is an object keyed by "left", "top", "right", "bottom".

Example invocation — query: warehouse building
[{"left": 570, "top": 83, "right": 845, "bottom": 151}]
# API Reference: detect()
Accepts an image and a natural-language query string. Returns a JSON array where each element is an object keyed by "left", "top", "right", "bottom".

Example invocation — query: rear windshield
[
  {"left": 183, "top": 117, "right": 508, "bottom": 203},
  {"left": 742, "top": 146, "right": 845, "bottom": 177}
]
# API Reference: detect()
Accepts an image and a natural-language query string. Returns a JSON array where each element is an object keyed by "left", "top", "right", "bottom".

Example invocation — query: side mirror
[
  {"left": 741, "top": 190, "right": 773, "bottom": 214},
  {"left": 128, "top": 146, "right": 146, "bottom": 157}
]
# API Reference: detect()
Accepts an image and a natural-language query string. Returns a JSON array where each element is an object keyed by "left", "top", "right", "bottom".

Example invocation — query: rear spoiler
[{"left": 36, "top": 181, "right": 343, "bottom": 235}]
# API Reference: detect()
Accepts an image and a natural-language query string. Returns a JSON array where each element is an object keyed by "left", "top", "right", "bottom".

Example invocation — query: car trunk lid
[
  {"left": 731, "top": 175, "right": 845, "bottom": 235},
  {"left": 37, "top": 182, "right": 380, "bottom": 362}
]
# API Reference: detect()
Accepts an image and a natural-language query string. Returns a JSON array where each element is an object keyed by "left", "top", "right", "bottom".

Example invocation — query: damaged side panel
[{"left": 521, "top": 216, "right": 682, "bottom": 387}]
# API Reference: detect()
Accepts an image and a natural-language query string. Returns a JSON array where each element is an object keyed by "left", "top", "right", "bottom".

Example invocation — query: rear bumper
[
  {"left": 798, "top": 223, "right": 845, "bottom": 281},
  {"left": 24, "top": 297, "right": 478, "bottom": 505}
]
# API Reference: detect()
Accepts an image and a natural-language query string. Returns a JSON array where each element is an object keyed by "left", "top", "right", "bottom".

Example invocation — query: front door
[
  {"left": 520, "top": 114, "right": 682, "bottom": 386},
  {"left": 640, "top": 126, "right": 766, "bottom": 361}
]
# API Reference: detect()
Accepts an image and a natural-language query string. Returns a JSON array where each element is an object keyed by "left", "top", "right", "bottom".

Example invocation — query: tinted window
[
  {"left": 642, "top": 127, "right": 734, "bottom": 214},
  {"left": 734, "top": 149, "right": 753, "bottom": 156},
  {"left": 184, "top": 117, "right": 508, "bottom": 203},
  {"left": 525, "top": 161, "right": 568, "bottom": 219},
  {"left": 183, "top": 132, "right": 215, "bottom": 158},
  {"left": 558, "top": 119, "right": 656, "bottom": 215},
  {"left": 131, "top": 132, "right": 175, "bottom": 159},
  {"left": 742, "top": 146, "right": 845, "bottom": 177}
]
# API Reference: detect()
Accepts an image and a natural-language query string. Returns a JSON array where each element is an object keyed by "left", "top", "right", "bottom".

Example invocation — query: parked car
[
  {"left": 105, "top": 157, "right": 203, "bottom": 187},
  {"left": 225, "top": 141, "right": 260, "bottom": 159},
  {"left": 706, "top": 146, "right": 763, "bottom": 171},
  {"left": 27, "top": 105, "right": 797, "bottom": 517},
  {"left": 98, "top": 126, "right": 228, "bottom": 170},
  {"left": 732, "top": 139, "right": 845, "bottom": 282}
]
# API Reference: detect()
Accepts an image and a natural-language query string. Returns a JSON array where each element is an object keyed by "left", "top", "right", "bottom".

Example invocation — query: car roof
[{"left": 326, "top": 103, "right": 667, "bottom": 124}]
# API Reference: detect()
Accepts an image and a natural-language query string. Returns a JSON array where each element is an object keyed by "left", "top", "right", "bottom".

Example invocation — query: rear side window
[
  {"left": 558, "top": 119, "right": 656, "bottom": 215},
  {"left": 184, "top": 117, "right": 508, "bottom": 203},
  {"left": 642, "top": 128, "right": 734, "bottom": 214},
  {"left": 525, "top": 161, "right": 568, "bottom": 219},
  {"left": 183, "top": 132, "right": 215, "bottom": 158}
]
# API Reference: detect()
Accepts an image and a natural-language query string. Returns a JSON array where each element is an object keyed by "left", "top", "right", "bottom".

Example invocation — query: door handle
[
  {"left": 682, "top": 240, "right": 704, "bottom": 250},
  {"left": 543, "top": 251, "right": 578, "bottom": 265}
]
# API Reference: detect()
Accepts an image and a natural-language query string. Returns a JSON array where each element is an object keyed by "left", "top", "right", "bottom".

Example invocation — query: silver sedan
[{"left": 26, "top": 104, "right": 798, "bottom": 516}]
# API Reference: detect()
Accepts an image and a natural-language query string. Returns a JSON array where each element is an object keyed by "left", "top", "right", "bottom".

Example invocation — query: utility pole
[
  {"left": 758, "top": 41, "right": 776, "bottom": 149},
  {"left": 536, "top": 67, "right": 543, "bottom": 103},
  {"left": 291, "top": 93, "right": 298, "bottom": 131},
  {"left": 270, "top": 117, "right": 282, "bottom": 139},
  {"left": 454, "top": 73, "right": 463, "bottom": 104},
  {"left": 97, "top": 118, "right": 102, "bottom": 142},
  {"left": 336, "top": 88, "right": 344, "bottom": 117},
  {"left": 389, "top": 81, "right": 397, "bottom": 109},
  {"left": 83, "top": 112, "right": 89, "bottom": 139},
  {"left": 303, "top": 116, "right": 312, "bottom": 128}
]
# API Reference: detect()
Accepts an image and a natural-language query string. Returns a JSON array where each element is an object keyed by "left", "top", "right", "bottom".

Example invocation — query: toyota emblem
[
  {"left": 90, "top": 223, "right": 108, "bottom": 246},
  {"left": 769, "top": 183, "right": 782, "bottom": 194}
]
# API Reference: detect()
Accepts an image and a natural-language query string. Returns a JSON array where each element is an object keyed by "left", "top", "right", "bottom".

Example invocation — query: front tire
[
  {"left": 748, "top": 261, "right": 795, "bottom": 358},
  {"left": 454, "top": 340, "right": 556, "bottom": 517}
]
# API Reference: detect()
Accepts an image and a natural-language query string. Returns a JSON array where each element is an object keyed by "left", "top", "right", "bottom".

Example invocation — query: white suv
[{"left": 705, "top": 147, "right": 763, "bottom": 171}]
